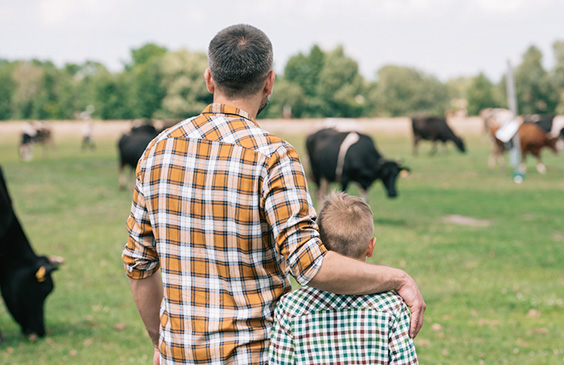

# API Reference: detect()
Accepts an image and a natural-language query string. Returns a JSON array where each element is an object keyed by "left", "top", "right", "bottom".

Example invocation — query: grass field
[{"left": 0, "top": 125, "right": 563, "bottom": 364}]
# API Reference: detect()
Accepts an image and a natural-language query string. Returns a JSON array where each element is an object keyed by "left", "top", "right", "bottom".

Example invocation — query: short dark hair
[
  {"left": 318, "top": 192, "right": 374, "bottom": 259},
  {"left": 208, "top": 24, "right": 273, "bottom": 98}
]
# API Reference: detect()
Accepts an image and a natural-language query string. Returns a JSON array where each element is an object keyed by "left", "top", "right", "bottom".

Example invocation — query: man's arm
[
  {"left": 128, "top": 273, "right": 163, "bottom": 348},
  {"left": 308, "top": 251, "right": 426, "bottom": 338}
]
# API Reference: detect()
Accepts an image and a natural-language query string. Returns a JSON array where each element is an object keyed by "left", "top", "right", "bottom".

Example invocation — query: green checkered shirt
[{"left": 269, "top": 286, "right": 418, "bottom": 364}]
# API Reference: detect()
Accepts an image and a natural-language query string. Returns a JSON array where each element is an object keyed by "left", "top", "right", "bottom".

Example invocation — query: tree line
[{"left": 1, "top": 41, "right": 563, "bottom": 121}]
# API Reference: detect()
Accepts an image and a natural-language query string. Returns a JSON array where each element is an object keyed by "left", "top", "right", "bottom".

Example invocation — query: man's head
[
  {"left": 317, "top": 191, "right": 376, "bottom": 261},
  {"left": 207, "top": 24, "right": 273, "bottom": 99}
]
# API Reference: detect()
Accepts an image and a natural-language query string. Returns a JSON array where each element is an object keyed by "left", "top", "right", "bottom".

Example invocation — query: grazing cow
[
  {"left": 411, "top": 116, "right": 466, "bottom": 155},
  {"left": 117, "top": 122, "right": 161, "bottom": 190},
  {"left": 0, "top": 166, "right": 63, "bottom": 342},
  {"left": 489, "top": 123, "right": 562, "bottom": 173},
  {"left": 19, "top": 122, "right": 55, "bottom": 161},
  {"left": 306, "top": 128, "right": 409, "bottom": 202}
]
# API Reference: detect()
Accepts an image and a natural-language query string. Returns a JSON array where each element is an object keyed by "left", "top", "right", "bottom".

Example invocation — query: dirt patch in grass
[{"left": 442, "top": 214, "right": 492, "bottom": 227}]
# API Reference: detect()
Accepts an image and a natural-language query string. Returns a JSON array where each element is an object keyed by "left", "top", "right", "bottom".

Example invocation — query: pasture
[{"left": 1, "top": 119, "right": 563, "bottom": 364}]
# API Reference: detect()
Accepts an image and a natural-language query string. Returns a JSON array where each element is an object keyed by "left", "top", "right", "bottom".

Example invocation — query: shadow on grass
[{"left": 374, "top": 218, "right": 407, "bottom": 226}]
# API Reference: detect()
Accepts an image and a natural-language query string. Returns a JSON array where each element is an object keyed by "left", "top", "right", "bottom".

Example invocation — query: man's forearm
[
  {"left": 128, "top": 273, "right": 163, "bottom": 347},
  {"left": 308, "top": 251, "right": 426, "bottom": 338},
  {"left": 308, "top": 251, "right": 406, "bottom": 295}
]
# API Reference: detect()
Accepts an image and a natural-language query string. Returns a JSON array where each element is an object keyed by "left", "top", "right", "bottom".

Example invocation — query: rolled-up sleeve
[
  {"left": 122, "top": 173, "right": 160, "bottom": 279},
  {"left": 263, "top": 144, "right": 326, "bottom": 286}
]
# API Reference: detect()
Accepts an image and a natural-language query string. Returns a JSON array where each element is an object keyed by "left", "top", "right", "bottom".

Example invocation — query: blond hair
[{"left": 317, "top": 191, "right": 374, "bottom": 259}]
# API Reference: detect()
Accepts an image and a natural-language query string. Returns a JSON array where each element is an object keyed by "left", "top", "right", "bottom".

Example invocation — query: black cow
[
  {"left": 0, "top": 166, "right": 63, "bottom": 342},
  {"left": 411, "top": 116, "right": 466, "bottom": 155},
  {"left": 118, "top": 123, "right": 159, "bottom": 190},
  {"left": 306, "top": 128, "right": 409, "bottom": 202}
]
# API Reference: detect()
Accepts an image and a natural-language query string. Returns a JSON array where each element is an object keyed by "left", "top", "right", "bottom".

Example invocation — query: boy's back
[{"left": 269, "top": 286, "right": 418, "bottom": 364}]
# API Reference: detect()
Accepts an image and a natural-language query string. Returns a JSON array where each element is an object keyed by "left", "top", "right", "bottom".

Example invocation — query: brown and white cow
[{"left": 489, "top": 122, "right": 562, "bottom": 174}]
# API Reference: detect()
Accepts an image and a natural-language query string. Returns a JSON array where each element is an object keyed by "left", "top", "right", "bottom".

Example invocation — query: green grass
[{"left": 1, "top": 129, "right": 564, "bottom": 364}]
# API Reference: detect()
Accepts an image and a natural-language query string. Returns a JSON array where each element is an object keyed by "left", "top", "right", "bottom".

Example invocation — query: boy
[{"left": 269, "top": 191, "right": 418, "bottom": 364}]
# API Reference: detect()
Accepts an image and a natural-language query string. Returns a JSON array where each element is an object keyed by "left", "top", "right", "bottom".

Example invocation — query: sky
[{"left": 1, "top": 0, "right": 563, "bottom": 82}]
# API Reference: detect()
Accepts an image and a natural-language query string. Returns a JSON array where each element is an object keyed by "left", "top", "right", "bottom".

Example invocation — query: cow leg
[
  {"left": 532, "top": 151, "right": 546, "bottom": 174},
  {"left": 430, "top": 141, "right": 438, "bottom": 155},
  {"left": 317, "top": 179, "right": 329, "bottom": 205},
  {"left": 118, "top": 164, "right": 126, "bottom": 190},
  {"left": 412, "top": 136, "right": 420, "bottom": 155},
  {"left": 489, "top": 145, "right": 505, "bottom": 170}
]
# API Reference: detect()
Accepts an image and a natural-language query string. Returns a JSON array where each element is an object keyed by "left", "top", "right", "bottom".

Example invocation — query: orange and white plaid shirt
[{"left": 122, "top": 104, "right": 326, "bottom": 364}]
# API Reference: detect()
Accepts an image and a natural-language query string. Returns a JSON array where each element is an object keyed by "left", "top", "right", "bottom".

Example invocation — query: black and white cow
[
  {"left": 306, "top": 128, "right": 409, "bottom": 202},
  {"left": 411, "top": 116, "right": 466, "bottom": 155},
  {"left": 0, "top": 166, "right": 63, "bottom": 342}
]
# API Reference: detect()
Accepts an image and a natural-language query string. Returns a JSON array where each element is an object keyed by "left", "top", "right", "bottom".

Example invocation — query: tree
[
  {"left": 158, "top": 49, "right": 212, "bottom": 118},
  {"left": 514, "top": 45, "right": 557, "bottom": 114},
  {"left": 552, "top": 40, "right": 564, "bottom": 114},
  {"left": 315, "top": 46, "right": 367, "bottom": 117},
  {"left": 126, "top": 43, "right": 168, "bottom": 119},
  {"left": 284, "top": 45, "right": 324, "bottom": 99},
  {"left": 261, "top": 77, "right": 306, "bottom": 118},
  {"left": 0, "top": 61, "right": 16, "bottom": 120},
  {"left": 369, "top": 65, "right": 449, "bottom": 117},
  {"left": 466, "top": 73, "right": 501, "bottom": 115}
]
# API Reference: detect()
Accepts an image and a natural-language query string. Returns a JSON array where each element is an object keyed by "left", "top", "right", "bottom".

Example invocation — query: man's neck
[{"left": 213, "top": 94, "right": 262, "bottom": 119}]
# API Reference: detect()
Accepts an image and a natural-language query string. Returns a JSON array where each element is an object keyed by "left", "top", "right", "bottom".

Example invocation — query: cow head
[
  {"left": 453, "top": 137, "right": 466, "bottom": 153},
  {"left": 378, "top": 160, "right": 410, "bottom": 198},
  {"left": 2, "top": 256, "right": 61, "bottom": 337}
]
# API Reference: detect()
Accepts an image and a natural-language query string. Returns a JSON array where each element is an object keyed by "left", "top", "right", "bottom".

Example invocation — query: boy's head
[{"left": 317, "top": 191, "right": 376, "bottom": 261}]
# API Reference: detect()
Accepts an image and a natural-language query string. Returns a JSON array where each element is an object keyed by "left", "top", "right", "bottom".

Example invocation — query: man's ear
[
  {"left": 204, "top": 68, "right": 215, "bottom": 93},
  {"left": 264, "top": 70, "right": 275, "bottom": 95},
  {"left": 366, "top": 237, "right": 377, "bottom": 258}
]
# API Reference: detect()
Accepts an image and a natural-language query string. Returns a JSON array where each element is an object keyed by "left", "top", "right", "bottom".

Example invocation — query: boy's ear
[{"left": 366, "top": 237, "right": 377, "bottom": 258}]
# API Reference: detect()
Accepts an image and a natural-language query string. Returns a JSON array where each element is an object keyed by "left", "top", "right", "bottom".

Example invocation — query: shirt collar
[{"left": 202, "top": 104, "right": 258, "bottom": 126}]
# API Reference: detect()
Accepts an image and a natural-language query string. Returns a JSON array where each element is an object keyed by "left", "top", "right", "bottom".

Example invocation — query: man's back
[
  {"left": 269, "top": 286, "right": 418, "bottom": 364},
  {"left": 123, "top": 104, "right": 326, "bottom": 363}
]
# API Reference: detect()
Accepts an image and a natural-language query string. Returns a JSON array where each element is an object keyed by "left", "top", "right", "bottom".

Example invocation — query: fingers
[
  {"left": 153, "top": 347, "right": 160, "bottom": 365},
  {"left": 409, "top": 301, "right": 426, "bottom": 338}
]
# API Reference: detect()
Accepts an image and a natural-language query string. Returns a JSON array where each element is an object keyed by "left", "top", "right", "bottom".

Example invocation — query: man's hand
[
  {"left": 396, "top": 273, "right": 426, "bottom": 338},
  {"left": 153, "top": 346, "right": 160, "bottom": 365}
]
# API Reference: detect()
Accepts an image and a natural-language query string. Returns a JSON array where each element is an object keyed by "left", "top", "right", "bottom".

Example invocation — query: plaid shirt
[
  {"left": 122, "top": 104, "right": 326, "bottom": 364},
  {"left": 269, "top": 286, "right": 418, "bottom": 365}
]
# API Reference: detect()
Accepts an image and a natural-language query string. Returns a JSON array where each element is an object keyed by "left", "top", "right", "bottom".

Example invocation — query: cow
[
  {"left": 489, "top": 122, "right": 562, "bottom": 173},
  {"left": 19, "top": 122, "right": 55, "bottom": 161},
  {"left": 0, "top": 166, "right": 63, "bottom": 342},
  {"left": 117, "top": 122, "right": 160, "bottom": 190},
  {"left": 523, "top": 114, "right": 564, "bottom": 149},
  {"left": 306, "top": 128, "right": 410, "bottom": 203},
  {"left": 411, "top": 116, "right": 466, "bottom": 155}
]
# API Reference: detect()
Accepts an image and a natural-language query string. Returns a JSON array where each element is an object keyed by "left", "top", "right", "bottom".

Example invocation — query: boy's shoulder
[{"left": 276, "top": 286, "right": 407, "bottom": 318}]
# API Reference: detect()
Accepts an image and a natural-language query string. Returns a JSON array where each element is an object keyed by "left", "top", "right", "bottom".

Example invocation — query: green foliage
[
  {"left": 157, "top": 49, "right": 212, "bottom": 119},
  {"left": 514, "top": 45, "right": 558, "bottom": 114},
  {"left": 1, "top": 39, "right": 564, "bottom": 121},
  {"left": 0, "top": 61, "right": 16, "bottom": 120},
  {"left": 127, "top": 44, "right": 169, "bottom": 119},
  {"left": 370, "top": 65, "right": 449, "bottom": 117},
  {"left": 466, "top": 73, "right": 502, "bottom": 115}
]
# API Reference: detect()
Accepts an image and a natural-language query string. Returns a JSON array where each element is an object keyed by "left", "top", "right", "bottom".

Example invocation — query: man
[{"left": 122, "top": 24, "right": 425, "bottom": 364}]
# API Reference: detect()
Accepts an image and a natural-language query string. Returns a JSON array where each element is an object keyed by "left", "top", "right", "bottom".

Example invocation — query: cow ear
[
  {"left": 399, "top": 168, "right": 411, "bottom": 178},
  {"left": 35, "top": 266, "right": 47, "bottom": 283}
]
